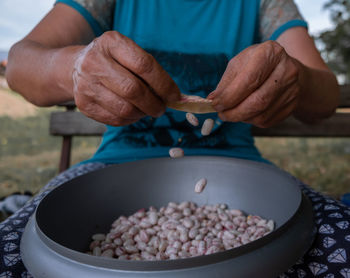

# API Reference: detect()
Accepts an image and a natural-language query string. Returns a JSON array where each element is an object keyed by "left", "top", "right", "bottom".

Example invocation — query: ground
[{"left": 0, "top": 77, "right": 349, "bottom": 202}]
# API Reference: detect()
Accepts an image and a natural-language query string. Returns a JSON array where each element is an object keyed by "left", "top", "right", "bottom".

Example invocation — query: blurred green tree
[{"left": 317, "top": 0, "right": 350, "bottom": 83}]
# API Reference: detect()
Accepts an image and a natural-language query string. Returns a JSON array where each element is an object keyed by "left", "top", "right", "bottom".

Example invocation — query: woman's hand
[
  {"left": 72, "top": 31, "right": 180, "bottom": 126},
  {"left": 208, "top": 41, "right": 303, "bottom": 128}
]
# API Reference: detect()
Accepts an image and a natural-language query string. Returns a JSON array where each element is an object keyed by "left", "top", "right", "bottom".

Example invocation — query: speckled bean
[
  {"left": 194, "top": 178, "right": 207, "bottom": 193},
  {"left": 186, "top": 112, "right": 199, "bottom": 126},
  {"left": 201, "top": 118, "right": 214, "bottom": 136},
  {"left": 169, "top": 147, "right": 184, "bottom": 158}
]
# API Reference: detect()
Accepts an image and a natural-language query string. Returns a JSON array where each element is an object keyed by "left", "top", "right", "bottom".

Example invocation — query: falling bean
[
  {"left": 169, "top": 147, "right": 184, "bottom": 158},
  {"left": 194, "top": 178, "right": 207, "bottom": 193},
  {"left": 186, "top": 112, "right": 199, "bottom": 126},
  {"left": 201, "top": 118, "right": 214, "bottom": 136}
]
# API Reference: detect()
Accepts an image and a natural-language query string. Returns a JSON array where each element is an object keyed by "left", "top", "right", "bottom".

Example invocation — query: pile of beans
[{"left": 88, "top": 201, "right": 274, "bottom": 260}]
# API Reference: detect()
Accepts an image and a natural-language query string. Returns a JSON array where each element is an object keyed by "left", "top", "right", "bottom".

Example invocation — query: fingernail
[{"left": 207, "top": 91, "right": 218, "bottom": 99}]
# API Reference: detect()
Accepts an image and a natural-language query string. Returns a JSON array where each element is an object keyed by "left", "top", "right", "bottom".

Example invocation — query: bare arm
[
  {"left": 277, "top": 27, "right": 339, "bottom": 123},
  {"left": 209, "top": 27, "right": 340, "bottom": 126},
  {"left": 6, "top": 3, "right": 94, "bottom": 106},
  {"left": 6, "top": 3, "right": 180, "bottom": 126}
]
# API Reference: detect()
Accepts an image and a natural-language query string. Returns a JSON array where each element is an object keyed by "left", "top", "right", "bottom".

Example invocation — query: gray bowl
[{"left": 21, "top": 156, "right": 315, "bottom": 277}]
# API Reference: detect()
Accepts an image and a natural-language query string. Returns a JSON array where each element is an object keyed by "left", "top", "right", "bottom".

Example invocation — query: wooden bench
[{"left": 50, "top": 85, "right": 350, "bottom": 172}]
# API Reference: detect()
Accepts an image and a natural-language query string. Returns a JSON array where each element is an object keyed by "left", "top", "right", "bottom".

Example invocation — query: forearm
[
  {"left": 276, "top": 27, "right": 340, "bottom": 123},
  {"left": 294, "top": 61, "right": 339, "bottom": 123},
  {"left": 6, "top": 39, "right": 84, "bottom": 106}
]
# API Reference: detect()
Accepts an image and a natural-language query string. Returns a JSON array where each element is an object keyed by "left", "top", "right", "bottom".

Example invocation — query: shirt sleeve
[
  {"left": 259, "top": 0, "right": 308, "bottom": 41},
  {"left": 55, "top": 0, "right": 115, "bottom": 36}
]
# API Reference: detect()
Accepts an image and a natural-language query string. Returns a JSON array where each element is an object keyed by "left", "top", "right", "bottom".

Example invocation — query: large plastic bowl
[{"left": 21, "top": 156, "right": 314, "bottom": 278}]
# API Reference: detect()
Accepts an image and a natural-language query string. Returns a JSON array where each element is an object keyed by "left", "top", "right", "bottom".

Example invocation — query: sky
[{"left": 0, "top": 0, "right": 334, "bottom": 52}]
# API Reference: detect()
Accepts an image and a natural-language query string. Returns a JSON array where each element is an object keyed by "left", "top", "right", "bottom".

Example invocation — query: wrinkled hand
[
  {"left": 72, "top": 31, "right": 180, "bottom": 126},
  {"left": 208, "top": 41, "right": 302, "bottom": 128}
]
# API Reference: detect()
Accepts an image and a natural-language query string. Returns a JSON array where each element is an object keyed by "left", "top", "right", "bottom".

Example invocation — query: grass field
[{"left": 0, "top": 86, "right": 349, "bottom": 200}]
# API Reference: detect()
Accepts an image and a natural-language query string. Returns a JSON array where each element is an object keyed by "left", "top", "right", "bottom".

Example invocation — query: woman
[{"left": 3, "top": 1, "right": 347, "bottom": 277}]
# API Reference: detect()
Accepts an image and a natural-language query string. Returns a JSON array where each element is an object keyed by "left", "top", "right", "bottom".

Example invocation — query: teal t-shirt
[{"left": 56, "top": 0, "right": 307, "bottom": 164}]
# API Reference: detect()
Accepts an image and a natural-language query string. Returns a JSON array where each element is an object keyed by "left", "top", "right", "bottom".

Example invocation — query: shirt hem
[{"left": 269, "top": 19, "right": 308, "bottom": 41}]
